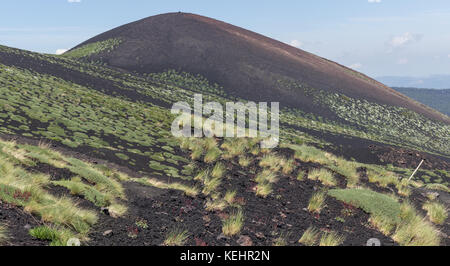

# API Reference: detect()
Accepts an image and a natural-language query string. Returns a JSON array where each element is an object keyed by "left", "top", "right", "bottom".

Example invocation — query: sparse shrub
[
  {"left": 292, "top": 145, "right": 331, "bottom": 165},
  {"left": 281, "top": 159, "right": 295, "bottom": 175},
  {"left": 396, "top": 179, "right": 412, "bottom": 197},
  {"left": 367, "top": 169, "right": 399, "bottom": 188},
  {"left": 319, "top": 231, "right": 345, "bottom": 246},
  {"left": 194, "top": 169, "right": 209, "bottom": 181},
  {"left": 255, "top": 169, "right": 278, "bottom": 184},
  {"left": 255, "top": 182, "right": 272, "bottom": 198},
  {"left": 393, "top": 215, "right": 440, "bottom": 246},
  {"left": 135, "top": 219, "right": 148, "bottom": 229},
  {"left": 52, "top": 178, "right": 111, "bottom": 208},
  {"left": 164, "top": 228, "right": 189, "bottom": 246},
  {"left": 308, "top": 168, "right": 336, "bottom": 186},
  {"left": 238, "top": 156, "right": 252, "bottom": 167},
  {"left": 259, "top": 154, "right": 283, "bottom": 171},
  {"left": 0, "top": 224, "right": 7, "bottom": 244},
  {"left": 204, "top": 147, "right": 221, "bottom": 164},
  {"left": 329, "top": 158, "right": 360, "bottom": 187},
  {"left": 204, "top": 138, "right": 218, "bottom": 150},
  {"left": 308, "top": 190, "right": 327, "bottom": 213},
  {"left": 29, "top": 226, "right": 75, "bottom": 246},
  {"left": 250, "top": 146, "right": 260, "bottom": 156},
  {"left": 297, "top": 170, "right": 305, "bottom": 181},
  {"left": 423, "top": 201, "right": 448, "bottom": 225},
  {"left": 273, "top": 232, "right": 290, "bottom": 246},
  {"left": 211, "top": 162, "right": 226, "bottom": 179},
  {"left": 426, "top": 183, "right": 450, "bottom": 193},
  {"left": 222, "top": 210, "right": 244, "bottom": 236},
  {"left": 221, "top": 139, "right": 246, "bottom": 159},
  {"left": 369, "top": 214, "right": 396, "bottom": 236},
  {"left": 202, "top": 176, "right": 222, "bottom": 195},
  {"left": 299, "top": 227, "right": 320, "bottom": 246},
  {"left": 190, "top": 146, "right": 204, "bottom": 161},
  {"left": 224, "top": 190, "right": 237, "bottom": 205},
  {"left": 136, "top": 178, "right": 199, "bottom": 197},
  {"left": 115, "top": 153, "right": 129, "bottom": 161},
  {"left": 205, "top": 199, "right": 227, "bottom": 211},
  {"left": 399, "top": 201, "right": 417, "bottom": 223}
]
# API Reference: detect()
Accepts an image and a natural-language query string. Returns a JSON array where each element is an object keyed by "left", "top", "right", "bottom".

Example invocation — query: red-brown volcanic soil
[{"left": 72, "top": 12, "right": 449, "bottom": 124}]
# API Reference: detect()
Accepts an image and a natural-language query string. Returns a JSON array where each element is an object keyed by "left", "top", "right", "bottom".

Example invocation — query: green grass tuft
[
  {"left": 423, "top": 201, "right": 448, "bottom": 225},
  {"left": 308, "top": 168, "right": 337, "bottom": 187},
  {"left": 299, "top": 227, "right": 320, "bottom": 246},
  {"left": 164, "top": 228, "right": 189, "bottom": 246},
  {"left": 308, "top": 190, "right": 327, "bottom": 213},
  {"left": 222, "top": 210, "right": 244, "bottom": 236},
  {"left": 328, "top": 188, "right": 401, "bottom": 222},
  {"left": 319, "top": 231, "right": 345, "bottom": 246},
  {"left": 29, "top": 225, "right": 76, "bottom": 246}
]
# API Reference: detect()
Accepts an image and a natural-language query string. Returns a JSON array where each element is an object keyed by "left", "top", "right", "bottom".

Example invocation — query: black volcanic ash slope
[{"left": 70, "top": 12, "right": 449, "bottom": 124}]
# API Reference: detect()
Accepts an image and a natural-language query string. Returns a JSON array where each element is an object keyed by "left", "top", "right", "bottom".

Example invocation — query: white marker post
[{"left": 408, "top": 159, "right": 425, "bottom": 182}]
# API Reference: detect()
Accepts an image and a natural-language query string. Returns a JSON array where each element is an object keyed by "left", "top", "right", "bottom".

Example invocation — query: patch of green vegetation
[
  {"left": 0, "top": 138, "right": 134, "bottom": 243},
  {"left": 423, "top": 201, "right": 448, "bottom": 225},
  {"left": 393, "top": 201, "right": 441, "bottom": 246},
  {"left": 202, "top": 175, "right": 222, "bottom": 196},
  {"left": 29, "top": 225, "right": 75, "bottom": 246},
  {"left": 282, "top": 81, "right": 450, "bottom": 156},
  {"left": 115, "top": 153, "right": 130, "bottom": 161},
  {"left": 329, "top": 188, "right": 401, "bottom": 222},
  {"left": 426, "top": 183, "right": 450, "bottom": 193},
  {"left": 52, "top": 178, "right": 111, "bottom": 208},
  {"left": 319, "top": 231, "right": 345, "bottom": 246},
  {"left": 222, "top": 210, "right": 244, "bottom": 236},
  {"left": 273, "top": 232, "right": 290, "bottom": 246},
  {"left": 0, "top": 224, "right": 7, "bottom": 244},
  {"left": 238, "top": 156, "right": 252, "bottom": 167},
  {"left": 254, "top": 169, "right": 278, "bottom": 198},
  {"left": 308, "top": 168, "right": 337, "bottom": 187},
  {"left": 298, "top": 227, "right": 320, "bottom": 246},
  {"left": 297, "top": 170, "right": 306, "bottom": 181},
  {"left": 63, "top": 39, "right": 122, "bottom": 59},
  {"left": 133, "top": 177, "right": 199, "bottom": 197},
  {"left": 135, "top": 218, "right": 149, "bottom": 229},
  {"left": 64, "top": 158, "right": 125, "bottom": 198},
  {"left": 308, "top": 190, "right": 327, "bottom": 213},
  {"left": 210, "top": 162, "right": 226, "bottom": 179},
  {"left": 0, "top": 149, "right": 97, "bottom": 236},
  {"left": 330, "top": 188, "right": 441, "bottom": 245},
  {"left": 164, "top": 228, "right": 189, "bottom": 246}
]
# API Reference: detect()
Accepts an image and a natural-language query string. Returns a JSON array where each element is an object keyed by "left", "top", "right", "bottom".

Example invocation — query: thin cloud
[
  {"left": 55, "top": 49, "right": 68, "bottom": 55},
  {"left": 68, "top": 0, "right": 81, "bottom": 3},
  {"left": 387, "top": 32, "right": 423, "bottom": 52},
  {"left": 397, "top": 58, "right": 409, "bottom": 65},
  {"left": 368, "top": 0, "right": 381, "bottom": 3}
]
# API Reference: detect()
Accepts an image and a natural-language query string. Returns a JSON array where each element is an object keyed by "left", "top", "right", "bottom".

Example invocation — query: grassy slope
[
  {"left": 1, "top": 44, "right": 449, "bottom": 160},
  {"left": 0, "top": 44, "right": 448, "bottom": 246},
  {"left": 0, "top": 135, "right": 447, "bottom": 246}
]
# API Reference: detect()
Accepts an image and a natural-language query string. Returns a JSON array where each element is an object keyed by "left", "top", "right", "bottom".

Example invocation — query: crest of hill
[{"left": 71, "top": 12, "right": 449, "bottom": 124}]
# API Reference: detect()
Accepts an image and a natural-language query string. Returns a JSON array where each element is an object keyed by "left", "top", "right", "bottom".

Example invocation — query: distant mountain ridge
[
  {"left": 393, "top": 87, "right": 450, "bottom": 116},
  {"left": 378, "top": 75, "right": 450, "bottom": 89}
]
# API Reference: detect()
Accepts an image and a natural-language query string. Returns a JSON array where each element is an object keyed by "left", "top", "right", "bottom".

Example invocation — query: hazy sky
[{"left": 1, "top": 0, "right": 450, "bottom": 78}]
